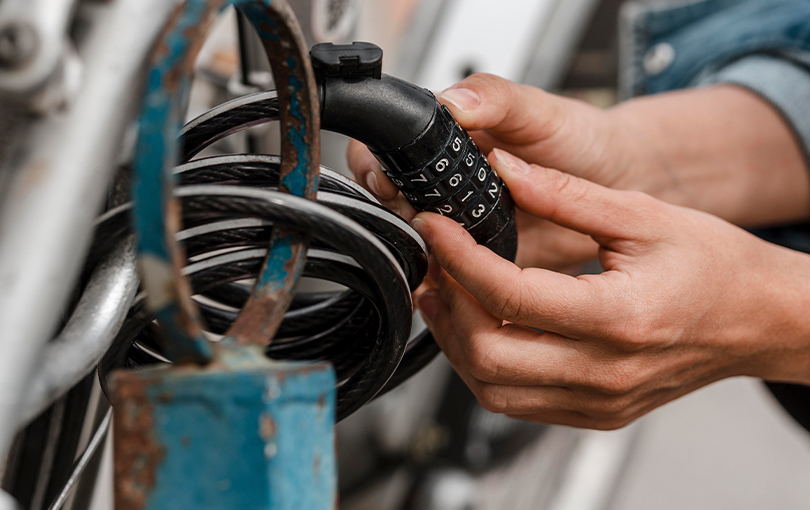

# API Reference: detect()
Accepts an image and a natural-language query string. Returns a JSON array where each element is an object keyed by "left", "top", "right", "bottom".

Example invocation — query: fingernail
[
  {"left": 417, "top": 289, "right": 440, "bottom": 322},
  {"left": 439, "top": 87, "right": 480, "bottom": 113},
  {"left": 411, "top": 217, "right": 433, "bottom": 247},
  {"left": 492, "top": 148, "right": 532, "bottom": 174},
  {"left": 366, "top": 171, "right": 384, "bottom": 197},
  {"left": 428, "top": 255, "right": 442, "bottom": 284}
]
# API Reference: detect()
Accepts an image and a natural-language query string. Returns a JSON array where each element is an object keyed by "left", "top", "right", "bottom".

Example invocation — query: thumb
[
  {"left": 438, "top": 74, "right": 618, "bottom": 180},
  {"left": 438, "top": 74, "right": 562, "bottom": 137}
]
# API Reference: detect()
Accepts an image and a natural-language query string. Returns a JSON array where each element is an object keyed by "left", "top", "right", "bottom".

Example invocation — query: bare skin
[
  {"left": 349, "top": 74, "right": 810, "bottom": 269},
  {"left": 346, "top": 74, "right": 810, "bottom": 429}
]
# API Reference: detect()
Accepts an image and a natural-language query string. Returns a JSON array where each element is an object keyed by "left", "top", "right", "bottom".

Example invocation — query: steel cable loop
[
  {"left": 179, "top": 91, "right": 280, "bottom": 161},
  {"left": 86, "top": 148, "right": 442, "bottom": 418},
  {"left": 101, "top": 46, "right": 442, "bottom": 416},
  {"left": 175, "top": 87, "right": 442, "bottom": 407},
  {"left": 199, "top": 289, "right": 363, "bottom": 339},
  {"left": 93, "top": 182, "right": 439, "bottom": 415},
  {"left": 98, "top": 250, "right": 379, "bottom": 393},
  {"left": 171, "top": 153, "right": 439, "bottom": 386},
  {"left": 177, "top": 186, "right": 412, "bottom": 418},
  {"left": 175, "top": 156, "right": 428, "bottom": 288},
  {"left": 95, "top": 187, "right": 413, "bottom": 417}
]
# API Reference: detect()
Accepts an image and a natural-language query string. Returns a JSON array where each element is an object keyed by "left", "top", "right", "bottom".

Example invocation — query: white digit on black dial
[
  {"left": 448, "top": 173, "right": 462, "bottom": 187},
  {"left": 471, "top": 203, "right": 486, "bottom": 218}
]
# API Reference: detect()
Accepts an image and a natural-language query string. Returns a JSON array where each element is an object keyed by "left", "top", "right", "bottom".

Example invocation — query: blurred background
[
  {"left": 134, "top": 1, "right": 810, "bottom": 508},
  {"left": 5, "top": 0, "right": 810, "bottom": 509}
]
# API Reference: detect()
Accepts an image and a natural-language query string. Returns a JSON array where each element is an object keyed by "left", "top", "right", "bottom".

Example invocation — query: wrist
[
  {"left": 741, "top": 243, "right": 810, "bottom": 385},
  {"left": 608, "top": 86, "right": 810, "bottom": 226},
  {"left": 606, "top": 103, "right": 682, "bottom": 202}
]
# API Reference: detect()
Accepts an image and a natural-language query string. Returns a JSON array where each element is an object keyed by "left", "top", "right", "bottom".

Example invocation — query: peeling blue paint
[
  {"left": 114, "top": 350, "right": 336, "bottom": 510},
  {"left": 279, "top": 73, "right": 310, "bottom": 197},
  {"left": 256, "top": 234, "right": 296, "bottom": 292}
]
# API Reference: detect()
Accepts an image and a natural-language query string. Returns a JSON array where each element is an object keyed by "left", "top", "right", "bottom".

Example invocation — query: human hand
[
  {"left": 411, "top": 150, "right": 810, "bottom": 430},
  {"left": 346, "top": 74, "right": 662, "bottom": 270}
]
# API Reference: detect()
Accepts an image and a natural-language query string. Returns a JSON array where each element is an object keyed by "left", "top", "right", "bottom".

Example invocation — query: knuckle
[
  {"left": 590, "top": 396, "right": 634, "bottom": 418},
  {"left": 595, "top": 366, "right": 639, "bottom": 396},
  {"left": 550, "top": 170, "right": 585, "bottom": 200},
  {"left": 481, "top": 269, "right": 526, "bottom": 322},
  {"left": 475, "top": 384, "right": 510, "bottom": 414},
  {"left": 466, "top": 339, "right": 501, "bottom": 382},
  {"left": 601, "top": 299, "right": 657, "bottom": 351},
  {"left": 622, "top": 190, "right": 666, "bottom": 222}
]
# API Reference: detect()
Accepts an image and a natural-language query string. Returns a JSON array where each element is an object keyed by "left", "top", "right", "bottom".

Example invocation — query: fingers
[
  {"left": 346, "top": 140, "right": 399, "bottom": 200},
  {"left": 438, "top": 74, "right": 617, "bottom": 176},
  {"left": 416, "top": 286, "right": 591, "bottom": 414},
  {"left": 416, "top": 283, "right": 645, "bottom": 425},
  {"left": 490, "top": 148, "right": 666, "bottom": 241},
  {"left": 436, "top": 272, "right": 593, "bottom": 384},
  {"left": 411, "top": 212, "right": 607, "bottom": 334},
  {"left": 508, "top": 410, "right": 636, "bottom": 431},
  {"left": 437, "top": 73, "right": 565, "bottom": 140}
]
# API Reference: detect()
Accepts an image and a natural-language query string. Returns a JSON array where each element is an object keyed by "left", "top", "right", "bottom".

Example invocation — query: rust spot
[
  {"left": 259, "top": 413, "right": 276, "bottom": 440},
  {"left": 229, "top": 239, "right": 308, "bottom": 346},
  {"left": 110, "top": 371, "right": 166, "bottom": 510},
  {"left": 181, "top": 435, "right": 191, "bottom": 448},
  {"left": 157, "top": 392, "right": 173, "bottom": 403}
]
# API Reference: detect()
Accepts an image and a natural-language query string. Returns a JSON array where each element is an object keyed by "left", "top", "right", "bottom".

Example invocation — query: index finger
[{"left": 412, "top": 213, "right": 610, "bottom": 335}]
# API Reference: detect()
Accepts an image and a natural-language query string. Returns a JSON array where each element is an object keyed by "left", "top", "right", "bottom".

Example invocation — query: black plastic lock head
[
  {"left": 311, "top": 42, "right": 518, "bottom": 261},
  {"left": 310, "top": 42, "right": 383, "bottom": 79}
]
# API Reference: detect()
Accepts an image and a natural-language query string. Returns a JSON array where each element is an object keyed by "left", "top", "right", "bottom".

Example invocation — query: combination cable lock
[
  {"left": 98, "top": 42, "right": 517, "bottom": 421},
  {"left": 312, "top": 42, "right": 518, "bottom": 259}
]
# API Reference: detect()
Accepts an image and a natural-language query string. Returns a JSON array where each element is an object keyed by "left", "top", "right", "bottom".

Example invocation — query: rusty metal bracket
[{"left": 130, "top": 0, "right": 320, "bottom": 364}]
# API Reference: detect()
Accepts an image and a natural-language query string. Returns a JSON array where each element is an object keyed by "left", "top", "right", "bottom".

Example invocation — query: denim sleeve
[{"left": 696, "top": 52, "right": 810, "bottom": 168}]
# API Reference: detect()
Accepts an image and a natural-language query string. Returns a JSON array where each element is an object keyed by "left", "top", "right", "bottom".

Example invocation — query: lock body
[{"left": 311, "top": 42, "right": 517, "bottom": 260}]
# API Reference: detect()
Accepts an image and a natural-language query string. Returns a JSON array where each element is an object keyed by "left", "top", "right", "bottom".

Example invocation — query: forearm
[{"left": 610, "top": 85, "right": 810, "bottom": 227}]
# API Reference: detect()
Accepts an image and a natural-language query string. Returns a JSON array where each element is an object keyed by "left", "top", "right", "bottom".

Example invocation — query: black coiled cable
[{"left": 98, "top": 92, "right": 442, "bottom": 420}]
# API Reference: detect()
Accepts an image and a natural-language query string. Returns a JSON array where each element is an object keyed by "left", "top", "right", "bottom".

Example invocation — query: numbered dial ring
[{"left": 378, "top": 106, "right": 506, "bottom": 230}]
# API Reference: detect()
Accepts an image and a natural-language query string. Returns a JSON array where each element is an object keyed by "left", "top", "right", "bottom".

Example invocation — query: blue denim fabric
[
  {"left": 621, "top": 0, "right": 810, "bottom": 251},
  {"left": 622, "top": 0, "right": 810, "bottom": 96}
]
